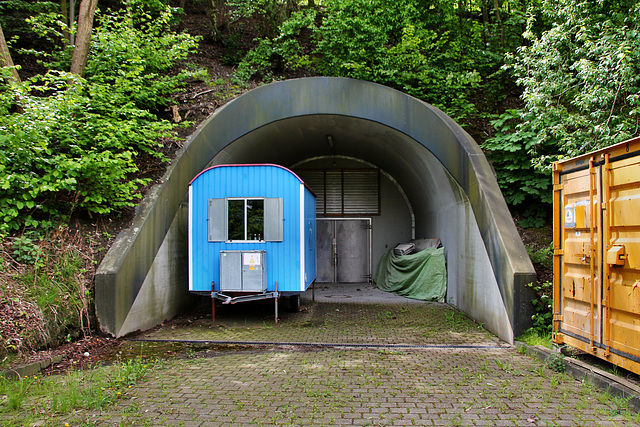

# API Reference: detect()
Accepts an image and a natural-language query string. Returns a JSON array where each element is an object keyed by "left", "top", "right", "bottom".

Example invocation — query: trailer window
[
  {"left": 227, "top": 199, "right": 264, "bottom": 241},
  {"left": 208, "top": 197, "right": 282, "bottom": 242}
]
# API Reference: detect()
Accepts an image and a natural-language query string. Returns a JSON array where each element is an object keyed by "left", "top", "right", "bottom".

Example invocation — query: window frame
[
  {"left": 208, "top": 197, "right": 283, "bottom": 243},
  {"left": 226, "top": 197, "right": 265, "bottom": 243}
]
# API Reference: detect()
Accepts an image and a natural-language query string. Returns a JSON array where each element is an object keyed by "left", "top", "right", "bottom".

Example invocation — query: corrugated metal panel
[
  {"left": 301, "top": 171, "right": 325, "bottom": 213},
  {"left": 296, "top": 169, "right": 379, "bottom": 216},
  {"left": 325, "top": 171, "right": 342, "bottom": 215},
  {"left": 344, "top": 170, "right": 379, "bottom": 215},
  {"left": 605, "top": 154, "right": 640, "bottom": 360},
  {"left": 553, "top": 137, "right": 640, "bottom": 374}
]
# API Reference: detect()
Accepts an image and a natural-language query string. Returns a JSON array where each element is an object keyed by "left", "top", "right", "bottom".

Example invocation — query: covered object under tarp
[{"left": 374, "top": 247, "right": 447, "bottom": 302}]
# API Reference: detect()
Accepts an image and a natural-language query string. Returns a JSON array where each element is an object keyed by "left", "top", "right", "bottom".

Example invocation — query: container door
[
  {"left": 554, "top": 165, "right": 601, "bottom": 348},
  {"left": 554, "top": 140, "right": 640, "bottom": 373},
  {"left": 602, "top": 154, "right": 640, "bottom": 361},
  {"left": 317, "top": 219, "right": 371, "bottom": 283}
]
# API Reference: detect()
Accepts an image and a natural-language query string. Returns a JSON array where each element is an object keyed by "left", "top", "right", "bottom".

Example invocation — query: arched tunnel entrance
[{"left": 95, "top": 77, "right": 536, "bottom": 344}]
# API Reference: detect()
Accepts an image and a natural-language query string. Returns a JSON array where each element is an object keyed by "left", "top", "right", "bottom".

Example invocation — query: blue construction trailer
[{"left": 188, "top": 164, "right": 316, "bottom": 320}]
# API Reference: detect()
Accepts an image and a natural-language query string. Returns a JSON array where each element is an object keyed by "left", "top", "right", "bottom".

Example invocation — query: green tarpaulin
[{"left": 374, "top": 247, "right": 447, "bottom": 302}]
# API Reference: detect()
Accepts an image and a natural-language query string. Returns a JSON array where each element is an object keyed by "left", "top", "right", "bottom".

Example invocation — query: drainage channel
[{"left": 128, "top": 338, "right": 508, "bottom": 350}]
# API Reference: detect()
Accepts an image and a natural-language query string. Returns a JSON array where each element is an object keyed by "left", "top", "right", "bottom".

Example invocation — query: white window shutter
[
  {"left": 264, "top": 198, "right": 283, "bottom": 242},
  {"left": 208, "top": 198, "right": 225, "bottom": 241}
]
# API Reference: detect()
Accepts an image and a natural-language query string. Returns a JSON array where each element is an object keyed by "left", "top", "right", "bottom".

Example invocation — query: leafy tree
[
  {"left": 516, "top": 0, "right": 640, "bottom": 161},
  {"left": 483, "top": 0, "right": 640, "bottom": 220},
  {"left": 236, "top": 0, "right": 525, "bottom": 119}
]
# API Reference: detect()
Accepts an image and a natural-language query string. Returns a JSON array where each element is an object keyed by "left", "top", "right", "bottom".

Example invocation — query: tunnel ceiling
[{"left": 212, "top": 114, "right": 460, "bottom": 217}]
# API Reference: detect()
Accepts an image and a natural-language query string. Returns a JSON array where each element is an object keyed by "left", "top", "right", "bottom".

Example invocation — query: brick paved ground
[
  {"left": 139, "top": 301, "right": 502, "bottom": 347},
  {"left": 51, "top": 299, "right": 638, "bottom": 426}
]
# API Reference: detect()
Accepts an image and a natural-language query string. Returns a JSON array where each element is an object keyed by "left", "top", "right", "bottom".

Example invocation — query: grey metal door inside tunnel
[{"left": 317, "top": 219, "right": 370, "bottom": 283}]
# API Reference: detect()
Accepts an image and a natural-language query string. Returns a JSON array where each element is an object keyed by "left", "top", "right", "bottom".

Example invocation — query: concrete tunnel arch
[{"left": 95, "top": 77, "right": 536, "bottom": 344}]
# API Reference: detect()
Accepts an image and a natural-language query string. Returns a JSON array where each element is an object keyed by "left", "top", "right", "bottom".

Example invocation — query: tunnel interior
[{"left": 209, "top": 114, "right": 468, "bottom": 305}]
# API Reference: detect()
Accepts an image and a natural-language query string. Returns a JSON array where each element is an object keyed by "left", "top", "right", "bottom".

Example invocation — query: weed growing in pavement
[
  {"left": 607, "top": 363, "right": 620, "bottom": 376},
  {"left": 450, "top": 414, "right": 463, "bottom": 426},
  {"left": 494, "top": 359, "right": 512, "bottom": 372},
  {"left": 591, "top": 387, "right": 640, "bottom": 422},
  {"left": 545, "top": 353, "right": 566, "bottom": 373},
  {"left": 123, "top": 401, "right": 142, "bottom": 413},
  {"left": 530, "top": 364, "right": 546, "bottom": 377}
]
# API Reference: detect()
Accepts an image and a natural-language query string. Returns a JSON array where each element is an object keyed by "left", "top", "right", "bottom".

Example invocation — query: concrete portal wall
[{"left": 95, "top": 77, "right": 536, "bottom": 342}]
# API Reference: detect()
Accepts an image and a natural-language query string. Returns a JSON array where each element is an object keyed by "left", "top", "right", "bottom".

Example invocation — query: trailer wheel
[{"left": 289, "top": 295, "right": 301, "bottom": 313}]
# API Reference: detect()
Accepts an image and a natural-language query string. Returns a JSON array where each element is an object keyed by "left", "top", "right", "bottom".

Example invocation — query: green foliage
[
  {"left": 0, "top": 72, "right": 154, "bottom": 232},
  {"left": 482, "top": 109, "right": 552, "bottom": 212},
  {"left": 546, "top": 352, "right": 565, "bottom": 373},
  {"left": 235, "top": 8, "right": 315, "bottom": 82},
  {"left": 11, "top": 232, "right": 43, "bottom": 266},
  {"left": 518, "top": 329, "right": 552, "bottom": 348},
  {"left": 235, "top": 0, "right": 525, "bottom": 120},
  {"left": 526, "top": 243, "right": 553, "bottom": 268},
  {"left": 528, "top": 281, "right": 553, "bottom": 335},
  {"left": 313, "top": 0, "right": 484, "bottom": 118},
  {"left": 488, "top": 0, "right": 640, "bottom": 208},
  {"left": 515, "top": 0, "right": 640, "bottom": 159},
  {"left": 0, "top": 0, "right": 59, "bottom": 39},
  {"left": 85, "top": 8, "right": 201, "bottom": 110},
  {"left": 0, "top": 5, "right": 201, "bottom": 234}
]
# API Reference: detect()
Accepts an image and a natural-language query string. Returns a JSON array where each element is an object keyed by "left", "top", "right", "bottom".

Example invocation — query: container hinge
[
  {"left": 554, "top": 314, "right": 563, "bottom": 322},
  {"left": 552, "top": 332, "right": 564, "bottom": 345},
  {"left": 553, "top": 183, "right": 564, "bottom": 191},
  {"left": 554, "top": 249, "right": 564, "bottom": 256}
]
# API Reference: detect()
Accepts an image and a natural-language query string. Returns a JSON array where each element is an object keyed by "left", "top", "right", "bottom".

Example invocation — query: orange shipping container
[{"left": 553, "top": 137, "right": 640, "bottom": 374}]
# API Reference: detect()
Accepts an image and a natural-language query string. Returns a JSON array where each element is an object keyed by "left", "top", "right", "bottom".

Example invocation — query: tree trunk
[
  {"left": 493, "top": 0, "right": 505, "bottom": 48},
  {"left": 69, "top": 0, "right": 77, "bottom": 45},
  {"left": 175, "top": 0, "right": 186, "bottom": 32},
  {"left": 0, "top": 23, "right": 20, "bottom": 84},
  {"left": 69, "top": 0, "right": 98, "bottom": 77},
  {"left": 481, "top": 1, "right": 489, "bottom": 46},
  {"left": 60, "top": 0, "right": 70, "bottom": 44}
]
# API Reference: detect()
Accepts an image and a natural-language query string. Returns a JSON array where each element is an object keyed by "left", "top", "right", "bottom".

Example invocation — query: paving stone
[{"left": 29, "top": 300, "right": 640, "bottom": 426}]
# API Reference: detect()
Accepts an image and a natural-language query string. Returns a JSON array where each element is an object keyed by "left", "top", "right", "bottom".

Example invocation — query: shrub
[
  {"left": 0, "top": 5, "right": 202, "bottom": 234},
  {"left": 528, "top": 281, "right": 553, "bottom": 335}
]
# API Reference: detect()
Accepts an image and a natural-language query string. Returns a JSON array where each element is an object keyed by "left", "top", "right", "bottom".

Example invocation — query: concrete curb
[
  {"left": 515, "top": 341, "right": 640, "bottom": 412},
  {"left": 2, "top": 355, "right": 63, "bottom": 380}
]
